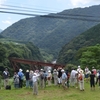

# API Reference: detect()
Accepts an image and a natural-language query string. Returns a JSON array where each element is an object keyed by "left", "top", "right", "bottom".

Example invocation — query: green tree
[{"left": 78, "top": 44, "right": 100, "bottom": 69}]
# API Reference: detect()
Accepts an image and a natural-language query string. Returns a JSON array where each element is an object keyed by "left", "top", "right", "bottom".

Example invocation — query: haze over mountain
[
  {"left": 1, "top": 5, "right": 100, "bottom": 58},
  {"left": 0, "top": 29, "right": 2, "bottom": 33}
]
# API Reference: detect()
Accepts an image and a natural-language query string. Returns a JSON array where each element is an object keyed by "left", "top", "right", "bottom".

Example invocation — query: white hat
[
  {"left": 41, "top": 69, "right": 43, "bottom": 71},
  {"left": 61, "top": 69, "right": 64, "bottom": 72},
  {"left": 78, "top": 66, "right": 80, "bottom": 68},
  {"left": 48, "top": 70, "right": 51, "bottom": 73},
  {"left": 54, "top": 69, "right": 56, "bottom": 71},
  {"left": 19, "top": 69, "right": 23, "bottom": 72},
  {"left": 26, "top": 70, "right": 29, "bottom": 72}
]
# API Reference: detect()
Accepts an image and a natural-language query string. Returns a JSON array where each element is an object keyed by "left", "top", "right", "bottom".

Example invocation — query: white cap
[
  {"left": 19, "top": 69, "right": 23, "bottom": 72},
  {"left": 26, "top": 70, "right": 29, "bottom": 72},
  {"left": 61, "top": 69, "right": 64, "bottom": 72},
  {"left": 54, "top": 69, "right": 56, "bottom": 71},
  {"left": 41, "top": 69, "right": 43, "bottom": 71},
  {"left": 48, "top": 70, "right": 51, "bottom": 73},
  {"left": 78, "top": 66, "right": 80, "bottom": 68}
]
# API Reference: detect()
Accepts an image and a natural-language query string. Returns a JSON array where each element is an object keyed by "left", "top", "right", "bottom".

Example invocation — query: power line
[
  {"left": 0, "top": 10, "right": 100, "bottom": 22},
  {"left": 0, "top": 7, "right": 52, "bottom": 14},
  {"left": 1, "top": 4, "right": 100, "bottom": 18},
  {"left": 0, "top": 4, "right": 100, "bottom": 22},
  {"left": 1, "top": 4, "right": 58, "bottom": 13},
  {"left": 0, "top": 10, "right": 39, "bottom": 17}
]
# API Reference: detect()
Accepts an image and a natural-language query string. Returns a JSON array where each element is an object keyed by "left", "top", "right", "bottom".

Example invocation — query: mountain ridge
[{"left": 1, "top": 5, "right": 100, "bottom": 58}]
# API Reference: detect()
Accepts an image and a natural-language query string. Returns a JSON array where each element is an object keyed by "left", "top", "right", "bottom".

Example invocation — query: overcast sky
[{"left": 0, "top": 0, "right": 100, "bottom": 30}]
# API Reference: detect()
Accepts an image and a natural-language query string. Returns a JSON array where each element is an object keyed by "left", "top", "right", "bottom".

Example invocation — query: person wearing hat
[
  {"left": 57, "top": 68, "right": 62, "bottom": 87},
  {"left": 13, "top": 72, "right": 19, "bottom": 88},
  {"left": 61, "top": 69, "right": 67, "bottom": 89},
  {"left": 47, "top": 70, "right": 52, "bottom": 86},
  {"left": 32, "top": 72, "right": 40, "bottom": 95},
  {"left": 29, "top": 70, "right": 34, "bottom": 88},
  {"left": 2, "top": 68, "right": 10, "bottom": 89},
  {"left": 39, "top": 69, "right": 45, "bottom": 89},
  {"left": 53, "top": 69, "right": 58, "bottom": 85},
  {"left": 18, "top": 68, "right": 24, "bottom": 88},
  {"left": 78, "top": 70, "right": 84, "bottom": 91},
  {"left": 25, "top": 70, "right": 30, "bottom": 88}
]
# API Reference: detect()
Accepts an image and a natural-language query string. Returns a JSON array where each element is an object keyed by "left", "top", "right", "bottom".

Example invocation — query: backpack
[
  {"left": 79, "top": 74, "right": 83, "bottom": 80},
  {"left": 40, "top": 73, "right": 44, "bottom": 79}
]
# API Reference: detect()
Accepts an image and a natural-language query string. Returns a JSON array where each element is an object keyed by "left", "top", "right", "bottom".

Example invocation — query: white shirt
[
  {"left": 32, "top": 74, "right": 39, "bottom": 82},
  {"left": 70, "top": 70, "right": 78, "bottom": 78}
]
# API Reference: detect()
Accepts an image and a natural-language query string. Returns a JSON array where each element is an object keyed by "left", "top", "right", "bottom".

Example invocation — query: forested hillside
[
  {"left": 57, "top": 23, "right": 100, "bottom": 65},
  {"left": 1, "top": 5, "right": 100, "bottom": 58},
  {"left": 0, "top": 39, "right": 43, "bottom": 74}
]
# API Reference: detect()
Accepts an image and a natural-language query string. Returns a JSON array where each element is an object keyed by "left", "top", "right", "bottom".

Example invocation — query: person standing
[
  {"left": 2, "top": 68, "right": 10, "bottom": 89},
  {"left": 43, "top": 71, "right": 47, "bottom": 87},
  {"left": 32, "top": 73, "right": 39, "bottom": 95},
  {"left": 47, "top": 70, "right": 52, "bottom": 86},
  {"left": 13, "top": 72, "right": 19, "bottom": 88},
  {"left": 18, "top": 69, "right": 24, "bottom": 88},
  {"left": 92, "top": 67, "right": 97, "bottom": 83},
  {"left": 53, "top": 69, "right": 58, "bottom": 85},
  {"left": 57, "top": 68, "right": 62, "bottom": 87},
  {"left": 39, "top": 69, "right": 45, "bottom": 88},
  {"left": 70, "top": 68, "right": 78, "bottom": 87},
  {"left": 90, "top": 71, "right": 95, "bottom": 90},
  {"left": 85, "top": 67, "right": 91, "bottom": 83},
  {"left": 29, "top": 70, "right": 34, "bottom": 88},
  {"left": 25, "top": 70, "right": 30, "bottom": 88},
  {"left": 61, "top": 69, "right": 67, "bottom": 89},
  {"left": 96, "top": 70, "right": 100, "bottom": 88},
  {"left": 78, "top": 70, "right": 84, "bottom": 91}
]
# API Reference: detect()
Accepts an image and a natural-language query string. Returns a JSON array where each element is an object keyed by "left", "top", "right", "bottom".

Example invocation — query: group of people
[
  {"left": 70, "top": 66, "right": 100, "bottom": 91},
  {"left": 2, "top": 66, "right": 100, "bottom": 95}
]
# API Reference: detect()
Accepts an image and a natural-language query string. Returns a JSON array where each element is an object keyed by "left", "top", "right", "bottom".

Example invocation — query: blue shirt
[{"left": 62, "top": 72, "right": 67, "bottom": 80}]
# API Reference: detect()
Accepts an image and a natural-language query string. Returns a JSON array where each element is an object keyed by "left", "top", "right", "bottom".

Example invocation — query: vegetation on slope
[
  {"left": 0, "top": 39, "right": 44, "bottom": 74},
  {"left": 57, "top": 23, "right": 100, "bottom": 69},
  {"left": 1, "top": 5, "right": 100, "bottom": 58}
]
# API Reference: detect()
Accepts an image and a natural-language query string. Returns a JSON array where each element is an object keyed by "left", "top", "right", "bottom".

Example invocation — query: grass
[{"left": 0, "top": 81, "right": 100, "bottom": 100}]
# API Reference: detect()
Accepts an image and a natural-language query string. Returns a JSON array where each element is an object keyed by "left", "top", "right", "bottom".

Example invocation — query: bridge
[{"left": 9, "top": 57, "right": 65, "bottom": 71}]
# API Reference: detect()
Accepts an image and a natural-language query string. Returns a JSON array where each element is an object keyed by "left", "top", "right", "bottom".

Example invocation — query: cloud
[
  {"left": 70, "top": 0, "right": 100, "bottom": 7},
  {"left": 0, "top": 0, "right": 6, "bottom": 5},
  {"left": 2, "top": 20, "right": 12, "bottom": 25},
  {"left": 70, "top": 0, "right": 90, "bottom": 7}
]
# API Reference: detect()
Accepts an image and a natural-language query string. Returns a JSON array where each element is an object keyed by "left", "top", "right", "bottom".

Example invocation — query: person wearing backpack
[
  {"left": 18, "top": 69, "right": 24, "bottom": 88},
  {"left": 78, "top": 70, "right": 84, "bottom": 91}
]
